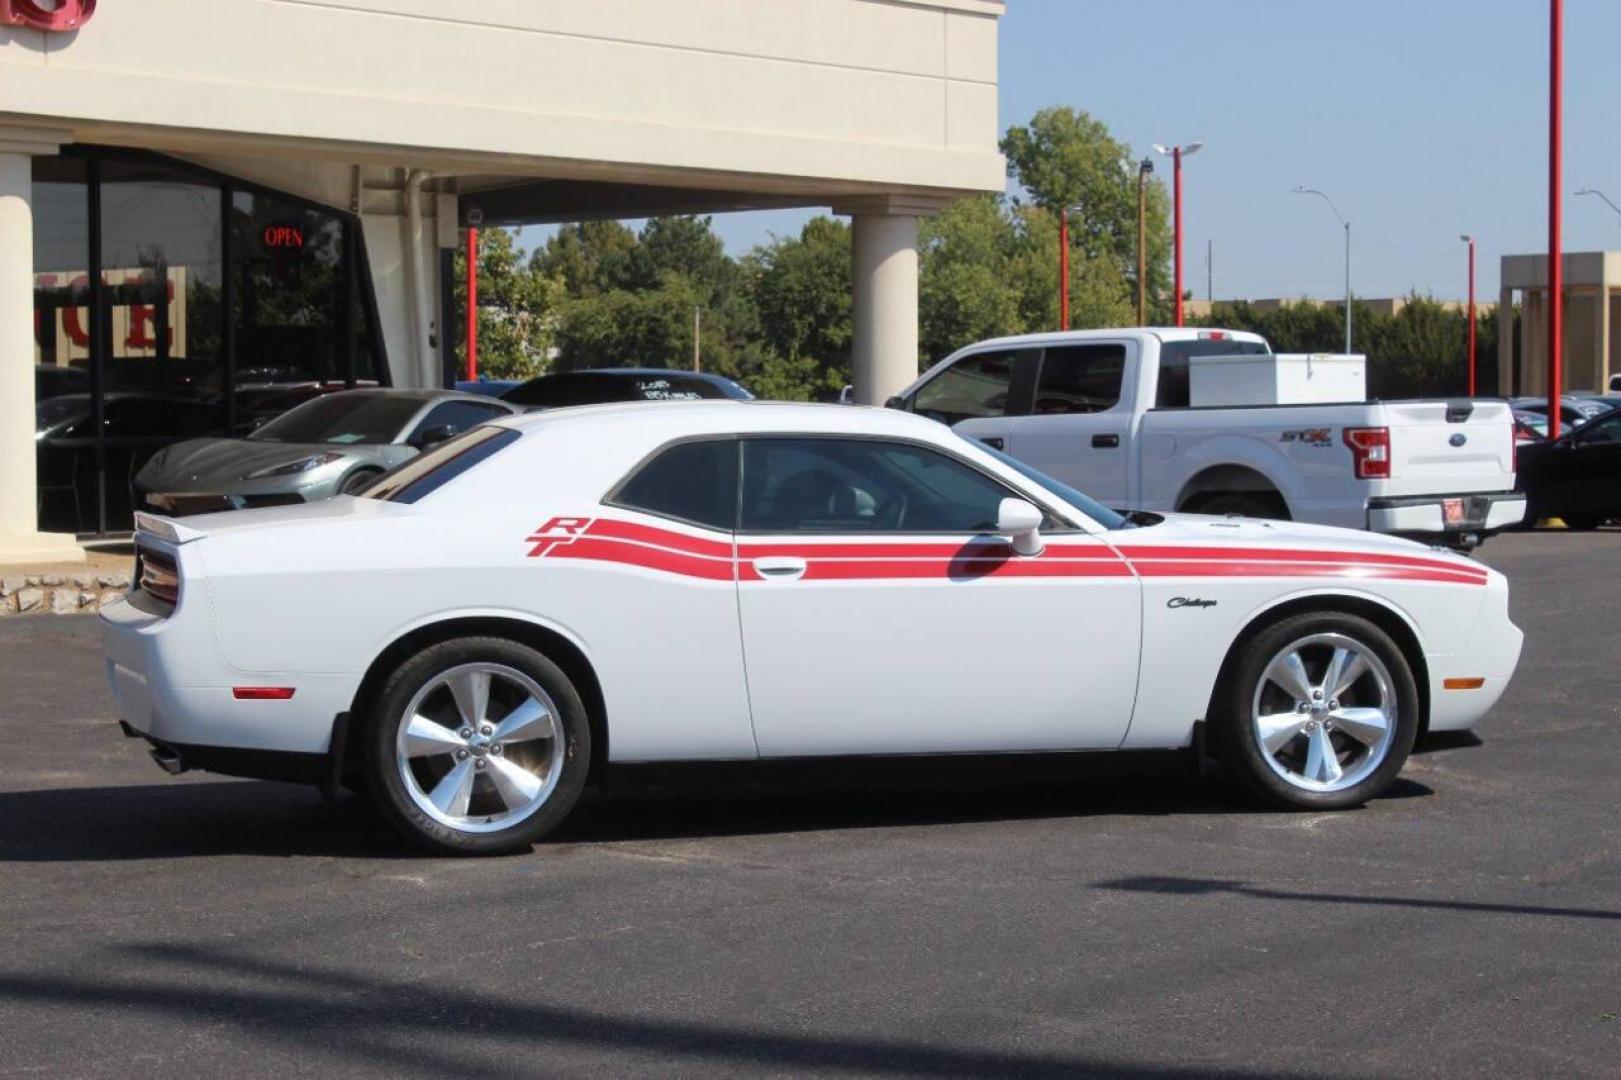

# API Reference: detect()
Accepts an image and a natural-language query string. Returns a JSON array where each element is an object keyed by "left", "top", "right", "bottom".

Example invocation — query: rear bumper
[
  {"left": 101, "top": 594, "right": 356, "bottom": 757},
  {"left": 1367, "top": 492, "right": 1526, "bottom": 537}
]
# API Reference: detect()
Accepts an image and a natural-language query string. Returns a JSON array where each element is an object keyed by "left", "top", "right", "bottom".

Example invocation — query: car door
[
  {"left": 1560, "top": 410, "right": 1621, "bottom": 520},
  {"left": 1002, "top": 341, "right": 1134, "bottom": 507},
  {"left": 907, "top": 347, "right": 1036, "bottom": 454},
  {"left": 734, "top": 435, "right": 1141, "bottom": 757}
]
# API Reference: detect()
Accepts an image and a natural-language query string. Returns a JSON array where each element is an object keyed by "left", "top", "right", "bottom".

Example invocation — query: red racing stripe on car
[
  {"left": 546, "top": 536, "right": 736, "bottom": 581},
  {"left": 737, "top": 539, "right": 1123, "bottom": 562},
  {"left": 1119, "top": 544, "right": 1488, "bottom": 579},
  {"left": 1126, "top": 560, "right": 1487, "bottom": 586},
  {"left": 583, "top": 518, "right": 735, "bottom": 558}
]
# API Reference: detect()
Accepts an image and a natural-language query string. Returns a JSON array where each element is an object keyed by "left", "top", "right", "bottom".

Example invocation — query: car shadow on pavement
[
  {"left": 0, "top": 940, "right": 1306, "bottom": 1079},
  {"left": 1096, "top": 875, "right": 1621, "bottom": 922},
  {"left": 0, "top": 752, "right": 1434, "bottom": 862}
]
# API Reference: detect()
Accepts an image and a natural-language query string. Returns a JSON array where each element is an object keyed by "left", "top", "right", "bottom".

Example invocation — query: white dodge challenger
[{"left": 102, "top": 402, "right": 1524, "bottom": 854}]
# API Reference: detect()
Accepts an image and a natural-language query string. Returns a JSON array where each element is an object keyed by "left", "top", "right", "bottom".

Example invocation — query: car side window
[
  {"left": 408, "top": 400, "right": 507, "bottom": 443},
  {"left": 1033, "top": 344, "right": 1127, "bottom": 415},
  {"left": 912, "top": 351, "right": 1018, "bottom": 424},
  {"left": 611, "top": 438, "right": 740, "bottom": 531},
  {"left": 1576, "top": 411, "right": 1621, "bottom": 445},
  {"left": 741, "top": 437, "right": 1023, "bottom": 533}
]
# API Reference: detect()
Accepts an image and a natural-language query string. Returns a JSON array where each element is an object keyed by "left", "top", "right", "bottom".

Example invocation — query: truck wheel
[
  {"left": 1562, "top": 514, "right": 1603, "bottom": 531},
  {"left": 365, "top": 636, "right": 591, "bottom": 855},
  {"left": 1214, "top": 612, "right": 1418, "bottom": 811},
  {"left": 1190, "top": 491, "right": 1290, "bottom": 521}
]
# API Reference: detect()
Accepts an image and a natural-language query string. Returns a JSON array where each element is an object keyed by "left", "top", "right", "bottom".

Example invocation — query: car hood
[
  {"left": 1106, "top": 511, "right": 1486, "bottom": 573},
  {"left": 138, "top": 438, "right": 378, "bottom": 488}
]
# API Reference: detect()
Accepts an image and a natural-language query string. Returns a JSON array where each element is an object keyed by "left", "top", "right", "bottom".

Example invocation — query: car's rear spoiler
[{"left": 133, "top": 512, "right": 208, "bottom": 545}]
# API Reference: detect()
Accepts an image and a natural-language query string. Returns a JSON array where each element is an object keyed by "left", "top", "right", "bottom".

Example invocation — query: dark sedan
[
  {"left": 1517, "top": 405, "right": 1621, "bottom": 530},
  {"left": 501, "top": 368, "right": 752, "bottom": 409}
]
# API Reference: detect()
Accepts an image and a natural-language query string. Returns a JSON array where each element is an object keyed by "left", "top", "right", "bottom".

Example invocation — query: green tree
[
  {"left": 745, "top": 216, "right": 852, "bottom": 397},
  {"left": 1000, "top": 105, "right": 1172, "bottom": 324},
  {"left": 453, "top": 227, "right": 565, "bottom": 380},
  {"left": 532, "top": 220, "right": 641, "bottom": 296},
  {"left": 918, "top": 194, "right": 1027, "bottom": 362}
]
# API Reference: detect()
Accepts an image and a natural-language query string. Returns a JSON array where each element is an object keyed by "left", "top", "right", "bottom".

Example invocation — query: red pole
[
  {"left": 1467, "top": 237, "right": 1477, "bottom": 396},
  {"left": 465, "top": 226, "right": 479, "bottom": 382},
  {"left": 1058, "top": 212, "right": 1070, "bottom": 331},
  {"left": 1173, "top": 147, "right": 1185, "bottom": 327},
  {"left": 1548, "top": 0, "right": 1563, "bottom": 437}
]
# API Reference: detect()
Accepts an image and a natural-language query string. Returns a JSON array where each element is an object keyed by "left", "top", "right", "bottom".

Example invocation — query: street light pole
[
  {"left": 465, "top": 226, "right": 479, "bottom": 382},
  {"left": 1154, "top": 142, "right": 1203, "bottom": 326},
  {"left": 1548, "top": 0, "right": 1564, "bottom": 438},
  {"left": 1137, "top": 158, "right": 1153, "bottom": 325},
  {"left": 1293, "top": 186, "right": 1353, "bottom": 353},
  {"left": 1461, "top": 234, "right": 1477, "bottom": 396},
  {"left": 1577, "top": 187, "right": 1621, "bottom": 221},
  {"left": 1057, "top": 203, "right": 1083, "bottom": 330}
]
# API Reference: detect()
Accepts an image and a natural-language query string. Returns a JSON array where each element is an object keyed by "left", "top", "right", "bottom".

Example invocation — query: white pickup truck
[{"left": 890, "top": 328, "right": 1526, "bottom": 547}]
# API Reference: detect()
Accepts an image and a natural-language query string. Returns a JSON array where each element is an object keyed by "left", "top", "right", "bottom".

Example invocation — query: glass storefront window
[{"left": 32, "top": 149, "right": 387, "bottom": 535}]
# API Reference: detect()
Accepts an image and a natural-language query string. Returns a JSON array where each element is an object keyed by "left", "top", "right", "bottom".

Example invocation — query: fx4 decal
[{"left": 1280, "top": 428, "right": 1333, "bottom": 447}]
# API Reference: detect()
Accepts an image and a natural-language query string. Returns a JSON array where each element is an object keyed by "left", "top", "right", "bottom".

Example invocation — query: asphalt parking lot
[{"left": 1, "top": 531, "right": 1617, "bottom": 1078}]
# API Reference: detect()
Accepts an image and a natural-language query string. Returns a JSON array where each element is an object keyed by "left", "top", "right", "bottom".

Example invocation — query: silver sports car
[{"left": 135, "top": 389, "right": 518, "bottom": 516}]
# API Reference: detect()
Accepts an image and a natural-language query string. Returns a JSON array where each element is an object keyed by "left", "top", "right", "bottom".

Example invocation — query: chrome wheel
[
  {"left": 1250, "top": 632, "right": 1397, "bottom": 794},
  {"left": 394, "top": 662, "right": 563, "bottom": 833}
]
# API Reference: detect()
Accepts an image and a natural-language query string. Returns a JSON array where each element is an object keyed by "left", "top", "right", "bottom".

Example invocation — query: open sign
[{"left": 262, "top": 223, "right": 305, "bottom": 251}]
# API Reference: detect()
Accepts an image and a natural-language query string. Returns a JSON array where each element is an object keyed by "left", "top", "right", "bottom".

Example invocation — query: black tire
[
  {"left": 1562, "top": 514, "right": 1603, "bottom": 531},
  {"left": 1213, "top": 611, "right": 1419, "bottom": 811},
  {"left": 365, "top": 636, "right": 591, "bottom": 855},
  {"left": 340, "top": 468, "right": 382, "bottom": 496},
  {"left": 1190, "top": 491, "right": 1291, "bottom": 521}
]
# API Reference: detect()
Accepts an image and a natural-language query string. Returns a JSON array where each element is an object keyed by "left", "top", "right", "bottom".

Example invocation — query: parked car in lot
[
  {"left": 501, "top": 368, "right": 752, "bottom": 409},
  {"left": 1516, "top": 404, "right": 1621, "bottom": 529},
  {"left": 892, "top": 328, "right": 1526, "bottom": 548},
  {"left": 103, "top": 401, "right": 1523, "bottom": 854},
  {"left": 453, "top": 378, "right": 522, "bottom": 399},
  {"left": 134, "top": 388, "right": 517, "bottom": 516},
  {"left": 1510, "top": 396, "right": 1611, "bottom": 434}
]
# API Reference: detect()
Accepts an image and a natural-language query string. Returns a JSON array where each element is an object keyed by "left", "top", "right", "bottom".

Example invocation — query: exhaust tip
[{"left": 149, "top": 745, "right": 189, "bottom": 776}]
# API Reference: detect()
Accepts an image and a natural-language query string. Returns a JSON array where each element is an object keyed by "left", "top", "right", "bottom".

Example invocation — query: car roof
[
  {"left": 325, "top": 387, "right": 516, "bottom": 408},
  {"left": 945, "top": 327, "right": 1270, "bottom": 353},
  {"left": 491, "top": 399, "right": 945, "bottom": 442}
]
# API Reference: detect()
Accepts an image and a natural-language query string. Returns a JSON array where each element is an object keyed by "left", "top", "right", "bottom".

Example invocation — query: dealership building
[{"left": 0, "top": 0, "right": 1005, "bottom": 560}]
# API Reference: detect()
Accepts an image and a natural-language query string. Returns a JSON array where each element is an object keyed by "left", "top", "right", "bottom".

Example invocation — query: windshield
[
  {"left": 968, "top": 439, "right": 1130, "bottom": 530},
  {"left": 250, "top": 393, "right": 423, "bottom": 445},
  {"left": 36, "top": 395, "right": 90, "bottom": 434}
]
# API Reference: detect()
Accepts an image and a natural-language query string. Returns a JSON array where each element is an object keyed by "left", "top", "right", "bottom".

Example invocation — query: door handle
[
  {"left": 753, "top": 556, "right": 808, "bottom": 580},
  {"left": 1091, "top": 433, "right": 1121, "bottom": 448},
  {"left": 979, "top": 436, "right": 1005, "bottom": 450}
]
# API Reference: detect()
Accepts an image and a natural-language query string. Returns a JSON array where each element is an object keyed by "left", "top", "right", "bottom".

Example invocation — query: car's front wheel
[
  {"left": 365, "top": 637, "right": 590, "bottom": 854},
  {"left": 1215, "top": 612, "right": 1418, "bottom": 810}
]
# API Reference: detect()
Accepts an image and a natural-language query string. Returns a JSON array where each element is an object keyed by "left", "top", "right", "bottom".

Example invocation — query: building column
[
  {"left": 0, "top": 128, "right": 82, "bottom": 565},
  {"left": 1497, "top": 288, "right": 1515, "bottom": 396},
  {"left": 1597, "top": 282, "right": 1612, "bottom": 391},
  {"left": 835, "top": 196, "right": 945, "bottom": 406}
]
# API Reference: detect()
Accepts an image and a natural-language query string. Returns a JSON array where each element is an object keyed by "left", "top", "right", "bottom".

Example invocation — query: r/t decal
[{"left": 526, "top": 516, "right": 594, "bottom": 558}]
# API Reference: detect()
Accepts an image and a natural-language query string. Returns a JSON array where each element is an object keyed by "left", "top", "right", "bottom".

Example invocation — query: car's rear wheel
[
  {"left": 365, "top": 637, "right": 590, "bottom": 854},
  {"left": 1215, "top": 612, "right": 1418, "bottom": 810}
]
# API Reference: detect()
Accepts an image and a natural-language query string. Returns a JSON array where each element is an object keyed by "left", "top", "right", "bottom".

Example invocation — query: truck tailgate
[{"left": 1380, "top": 400, "right": 1516, "bottom": 496}]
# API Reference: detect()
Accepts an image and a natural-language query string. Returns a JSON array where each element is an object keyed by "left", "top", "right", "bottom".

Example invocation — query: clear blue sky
[{"left": 527, "top": 0, "right": 1621, "bottom": 301}]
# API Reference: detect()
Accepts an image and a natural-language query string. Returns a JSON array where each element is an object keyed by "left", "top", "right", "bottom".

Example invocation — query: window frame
[
  {"left": 905, "top": 347, "right": 1041, "bottom": 421},
  {"left": 1030, "top": 342, "right": 1132, "bottom": 417},
  {"left": 601, "top": 434, "right": 743, "bottom": 534},
  {"left": 733, "top": 433, "right": 1084, "bottom": 536}
]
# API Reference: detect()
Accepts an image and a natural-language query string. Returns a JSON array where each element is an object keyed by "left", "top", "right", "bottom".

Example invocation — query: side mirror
[
  {"left": 997, "top": 497, "right": 1044, "bottom": 557},
  {"left": 413, "top": 424, "right": 459, "bottom": 449}
]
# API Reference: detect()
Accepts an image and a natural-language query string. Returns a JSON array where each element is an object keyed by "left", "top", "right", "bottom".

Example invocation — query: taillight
[
  {"left": 137, "top": 547, "right": 181, "bottom": 609},
  {"left": 1343, "top": 426, "right": 1391, "bottom": 479}
]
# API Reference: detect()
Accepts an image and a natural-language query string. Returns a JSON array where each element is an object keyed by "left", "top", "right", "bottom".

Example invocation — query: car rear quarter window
[
  {"left": 1033, "top": 344, "right": 1128, "bottom": 415},
  {"left": 364, "top": 426, "right": 520, "bottom": 504},
  {"left": 912, "top": 351, "right": 1018, "bottom": 424},
  {"left": 609, "top": 438, "right": 740, "bottom": 531}
]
